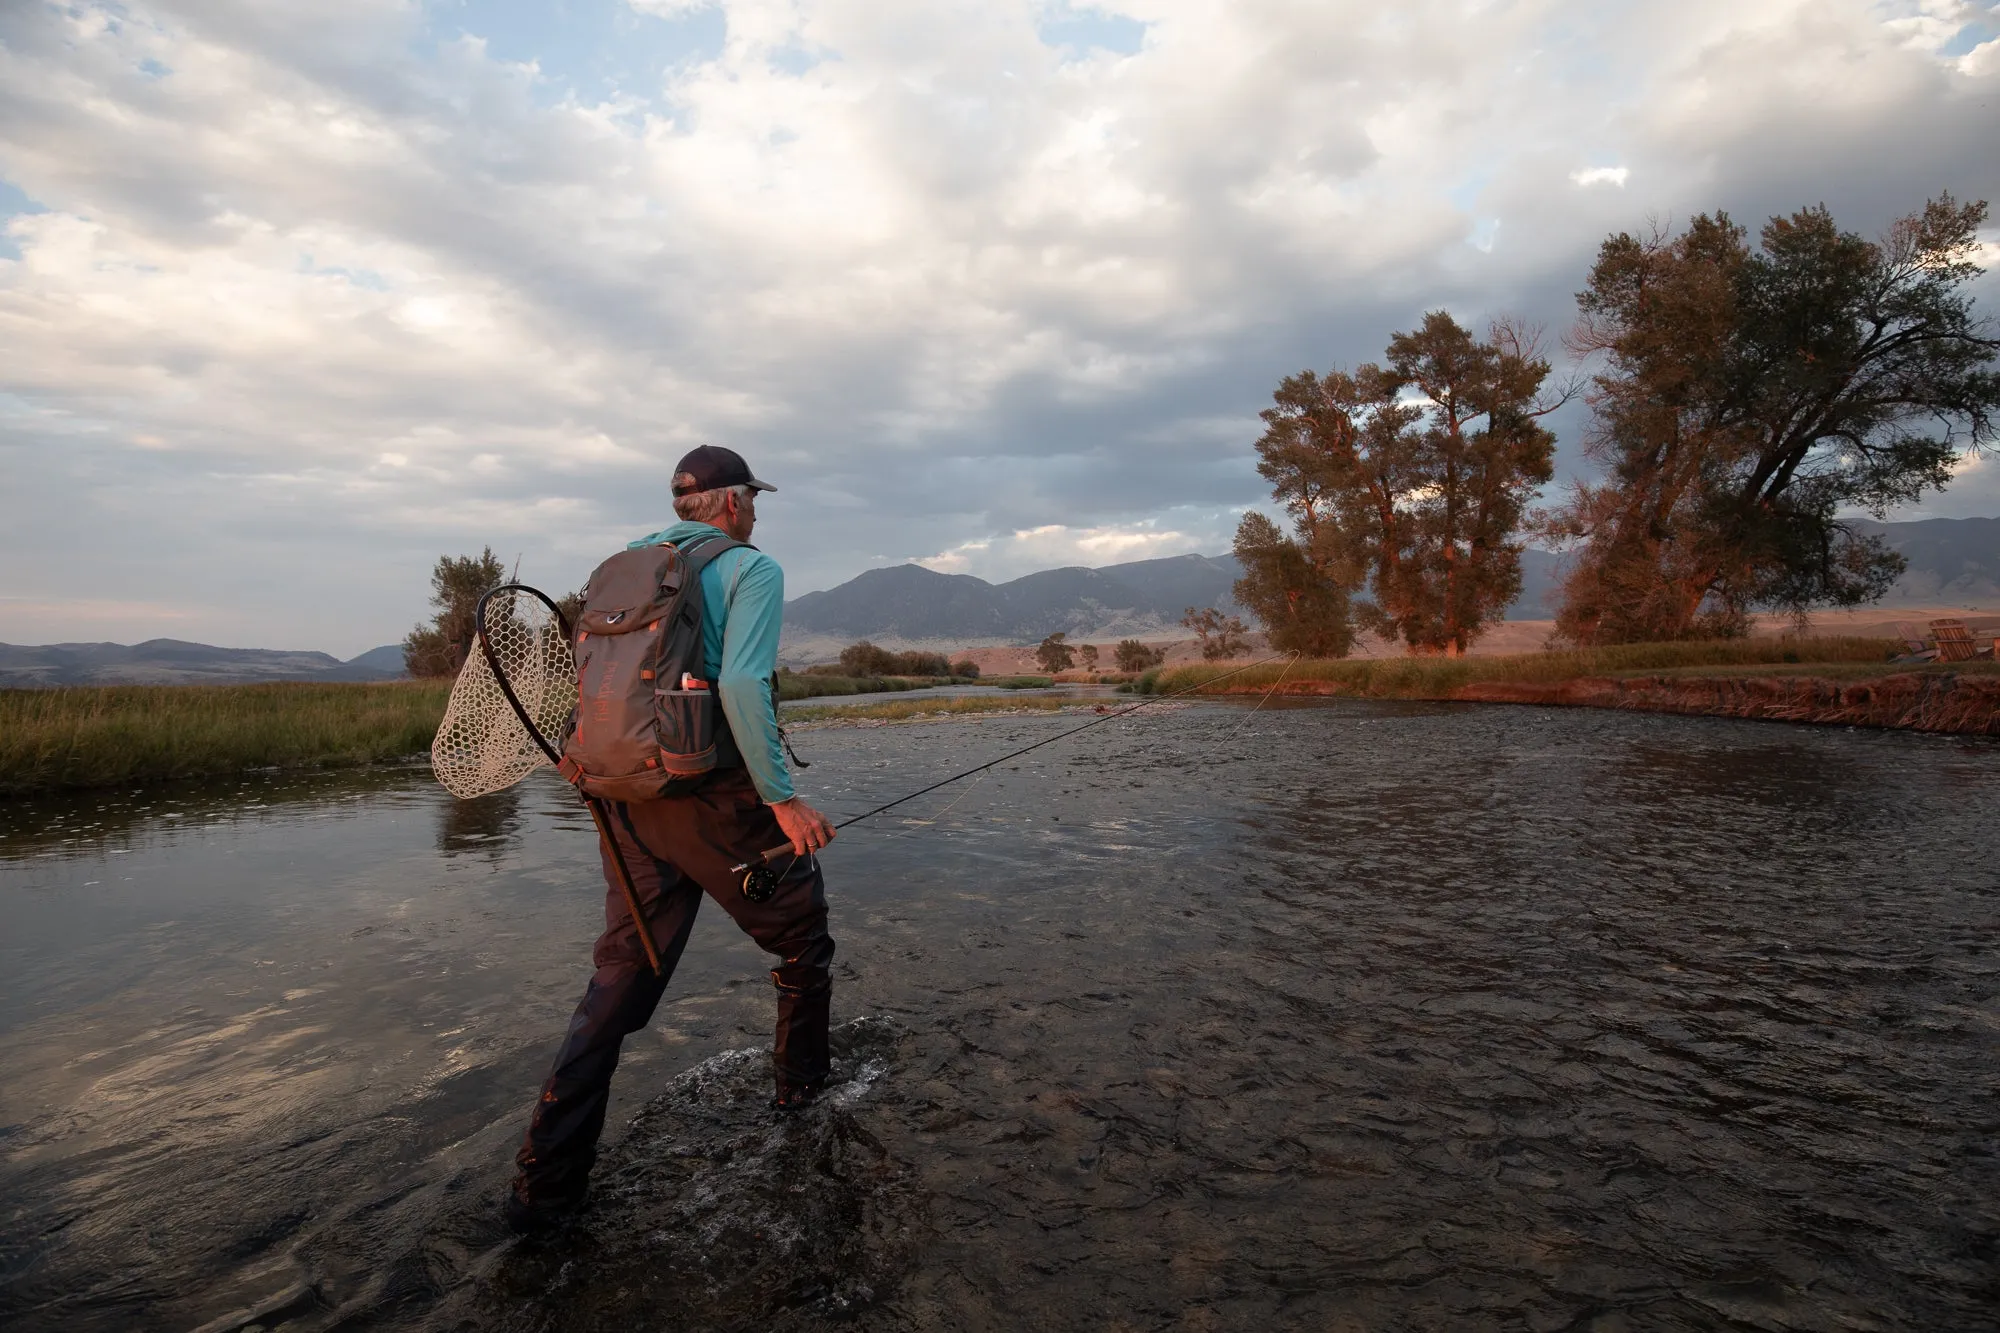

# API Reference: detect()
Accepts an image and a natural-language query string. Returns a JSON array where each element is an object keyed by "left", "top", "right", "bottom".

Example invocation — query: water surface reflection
[{"left": 1, "top": 702, "right": 1994, "bottom": 1330}]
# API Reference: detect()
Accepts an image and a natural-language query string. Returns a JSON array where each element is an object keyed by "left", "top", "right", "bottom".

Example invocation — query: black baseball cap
[{"left": 672, "top": 445, "right": 777, "bottom": 497}]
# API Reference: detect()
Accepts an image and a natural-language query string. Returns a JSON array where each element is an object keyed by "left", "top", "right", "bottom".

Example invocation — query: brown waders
[{"left": 509, "top": 768, "right": 833, "bottom": 1217}]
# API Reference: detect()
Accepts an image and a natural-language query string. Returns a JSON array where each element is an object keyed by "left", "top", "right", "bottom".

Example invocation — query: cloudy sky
[{"left": 2, "top": 0, "right": 1997, "bottom": 656}]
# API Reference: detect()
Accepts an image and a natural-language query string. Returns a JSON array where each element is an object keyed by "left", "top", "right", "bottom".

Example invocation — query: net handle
[
  {"left": 474, "top": 583, "right": 571, "bottom": 765},
  {"left": 472, "top": 583, "right": 665, "bottom": 979}
]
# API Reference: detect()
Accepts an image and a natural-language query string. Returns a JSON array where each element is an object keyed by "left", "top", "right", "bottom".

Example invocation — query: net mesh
[{"left": 431, "top": 588, "right": 579, "bottom": 799}]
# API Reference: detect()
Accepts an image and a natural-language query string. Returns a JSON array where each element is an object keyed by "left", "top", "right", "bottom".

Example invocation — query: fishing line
[
  {"left": 898, "top": 766, "right": 990, "bottom": 827},
  {"left": 1216, "top": 649, "right": 1300, "bottom": 746},
  {"left": 732, "top": 651, "right": 1301, "bottom": 898},
  {"left": 833, "top": 651, "right": 1291, "bottom": 830}
]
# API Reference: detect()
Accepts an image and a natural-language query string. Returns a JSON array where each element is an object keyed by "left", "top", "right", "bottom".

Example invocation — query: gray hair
[{"left": 672, "top": 478, "right": 755, "bottom": 523}]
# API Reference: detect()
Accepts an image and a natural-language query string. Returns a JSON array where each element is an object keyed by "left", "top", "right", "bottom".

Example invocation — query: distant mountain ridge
[
  {"left": 6, "top": 520, "right": 1987, "bottom": 680},
  {"left": 1855, "top": 516, "right": 2000, "bottom": 604},
  {"left": 783, "top": 552, "right": 1244, "bottom": 655},
  {"left": 0, "top": 638, "right": 407, "bottom": 688},
  {"left": 780, "top": 517, "right": 1996, "bottom": 656}
]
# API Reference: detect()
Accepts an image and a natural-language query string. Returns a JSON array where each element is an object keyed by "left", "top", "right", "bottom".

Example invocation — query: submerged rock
[{"left": 437, "top": 1017, "right": 924, "bottom": 1332}]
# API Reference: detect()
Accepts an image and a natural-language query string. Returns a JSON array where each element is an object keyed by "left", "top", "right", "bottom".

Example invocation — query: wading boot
[
  {"left": 769, "top": 1082, "right": 822, "bottom": 1117},
  {"left": 503, "top": 1181, "right": 589, "bottom": 1236}
]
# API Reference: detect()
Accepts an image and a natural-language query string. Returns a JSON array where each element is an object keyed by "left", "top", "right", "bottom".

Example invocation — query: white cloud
[
  {"left": 915, "top": 514, "right": 1220, "bottom": 580},
  {"left": 0, "top": 0, "right": 1994, "bottom": 652},
  {"left": 1569, "top": 167, "right": 1629, "bottom": 188}
]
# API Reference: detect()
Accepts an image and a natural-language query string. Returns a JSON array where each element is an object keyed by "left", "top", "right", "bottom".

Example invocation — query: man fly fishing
[{"left": 506, "top": 445, "right": 837, "bottom": 1235}]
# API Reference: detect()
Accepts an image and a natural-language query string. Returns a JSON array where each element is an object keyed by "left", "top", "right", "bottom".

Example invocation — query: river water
[{"left": 1, "top": 701, "right": 1995, "bottom": 1331}]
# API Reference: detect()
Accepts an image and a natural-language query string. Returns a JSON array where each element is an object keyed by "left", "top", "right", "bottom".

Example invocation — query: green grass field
[
  {"left": 776, "top": 673, "right": 949, "bottom": 701},
  {"left": 0, "top": 680, "right": 453, "bottom": 798},
  {"left": 1136, "top": 636, "right": 1908, "bottom": 698},
  {"left": 986, "top": 675, "right": 1056, "bottom": 690}
]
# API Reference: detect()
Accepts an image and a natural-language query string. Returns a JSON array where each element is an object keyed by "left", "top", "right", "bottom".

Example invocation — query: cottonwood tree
[
  {"left": 1181, "top": 606, "right": 1249, "bottom": 660},
  {"left": 1238, "top": 312, "right": 1562, "bottom": 657},
  {"left": 1078, "top": 643, "right": 1100, "bottom": 671},
  {"left": 403, "top": 548, "right": 508, "bottom": 677},
  {"left": 1232, "top": 511, "right": 1355, "bottom": 657},
  {"left": 1544, "top": 194, "right": 2000, "bottom": 643},
  {"left": 1035, "top": 632, "right": 1076, "bottom": 674}
]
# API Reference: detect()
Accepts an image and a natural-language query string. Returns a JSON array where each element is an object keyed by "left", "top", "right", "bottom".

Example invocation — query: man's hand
[{"left": 770, "top": 797, "right": 837, "bottom": 858}]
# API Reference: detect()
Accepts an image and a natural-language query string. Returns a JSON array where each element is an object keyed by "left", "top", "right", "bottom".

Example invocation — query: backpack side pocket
[{"left": 653, "top": 687, "right": 720, "bottom": 777}]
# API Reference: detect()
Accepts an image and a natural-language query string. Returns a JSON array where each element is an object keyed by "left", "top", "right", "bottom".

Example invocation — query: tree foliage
[
  {"left": 1181, "top": 606, "right": 1249, "bottom": 661},
  {"left": 403, "top": 548, "right": 507, "bottom": 678},
  {"left": 837, "top": 641, "right": 952, "bottom": 676},
  {"left": 1544, "top": 194, "right": 2000, "bottom": 644},
  {"left": 1113, "top": 639, "right": 1164, "bottom": 671},
  {"left": 1035, "top": 632, "right": 1076, "bottom": 674},
  {"left": 1078, "top": 643, "right": 1100, "bottom": 670},
  {"left": 1239, "top": 312, "right": 1561, "bottom": 656},
  {"left": 1232, "top": 512, "right": 1355, "bottom": 657}
]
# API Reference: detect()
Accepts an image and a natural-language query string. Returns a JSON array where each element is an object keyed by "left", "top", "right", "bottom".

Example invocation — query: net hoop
[{"left": 430, "top": 584, "right": 577, "bottom": 799}]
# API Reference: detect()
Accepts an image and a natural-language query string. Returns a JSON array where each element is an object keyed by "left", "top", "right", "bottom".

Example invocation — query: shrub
[
  {"left": 1114, "top": 639, "right": 1165, "bottom": 671},
  {"left": 1035, "top": 633, "right": 1076, "bottom": 674},
  {"left": 837, "top": 641, "right": 954, "bottom": 676}
]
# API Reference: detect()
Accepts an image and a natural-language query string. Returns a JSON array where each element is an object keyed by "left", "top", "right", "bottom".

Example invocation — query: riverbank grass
[
  {"left": 776, "top": 673, "right": 954, "bottom": 701},
  {"left": 1138, "top": 636, "right": 1904, "bottom": 698},
  {"left": 784, "top": 695, "right": 1069, "bottom": 725},
  {"left": 0, "top": 681, "right": 453, "bottom": 797}
]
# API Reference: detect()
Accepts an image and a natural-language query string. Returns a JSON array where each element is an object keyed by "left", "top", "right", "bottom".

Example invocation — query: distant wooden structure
[
  {"left": 1895, "top": 621, "right": 1930, "bottom": 654},
  {"left": 1929, "top": 619, "right": 1980, "bottom": 662}
]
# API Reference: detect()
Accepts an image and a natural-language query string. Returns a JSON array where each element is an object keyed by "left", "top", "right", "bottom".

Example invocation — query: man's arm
[{"left": 714, "top": 551, "right": 796, "bottom": 805}]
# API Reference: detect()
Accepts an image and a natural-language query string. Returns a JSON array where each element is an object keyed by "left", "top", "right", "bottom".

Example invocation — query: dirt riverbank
[{"left": 1203, "top": 668, "right": 2000, "bottom": 736}]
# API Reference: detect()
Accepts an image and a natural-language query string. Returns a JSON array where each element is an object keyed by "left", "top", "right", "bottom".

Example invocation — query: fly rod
[{"left": 730, "top": 652, "right": 1298, "bottom": 899}]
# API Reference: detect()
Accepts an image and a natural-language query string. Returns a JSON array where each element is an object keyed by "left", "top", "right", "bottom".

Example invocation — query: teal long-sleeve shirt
[{"left": 626, "top": 520, "right": 793, "bottom": 804}]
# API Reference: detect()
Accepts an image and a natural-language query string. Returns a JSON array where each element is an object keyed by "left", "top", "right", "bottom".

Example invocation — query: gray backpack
[{"left": 557, "top": 535, "right": 746, "bottom": 801}]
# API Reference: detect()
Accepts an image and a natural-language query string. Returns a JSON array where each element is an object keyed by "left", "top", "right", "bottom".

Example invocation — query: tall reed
[{"left": 0, "top": 681, "right": 452, "bottom": 797}]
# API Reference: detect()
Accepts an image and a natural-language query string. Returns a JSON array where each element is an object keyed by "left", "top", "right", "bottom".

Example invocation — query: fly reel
[{"left": 739, "top": 863, "right": 781, "bottom": 904}]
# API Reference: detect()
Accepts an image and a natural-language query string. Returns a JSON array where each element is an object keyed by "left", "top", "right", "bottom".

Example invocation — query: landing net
[{"left": 431, "top": 586, "right": 578, "bottom": 799}]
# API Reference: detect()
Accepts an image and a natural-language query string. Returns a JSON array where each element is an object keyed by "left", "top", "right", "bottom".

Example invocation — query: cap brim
[{"left": 746, "top": 475, "right": 777, "bottom": 492}]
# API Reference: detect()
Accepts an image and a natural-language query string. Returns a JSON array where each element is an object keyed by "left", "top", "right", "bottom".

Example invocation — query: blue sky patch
[
  {"left": 0, "top": 179, "right": 47, "bottom": 219},
  {"left": 1037, "top": 3, "right": 1146, "bottom": 59},
  {"left": 296, "top": 254, "right": 390, "bottom": 291},
  {"left": 1937, "top": 16, "right": 1999, "bottom": 57},
  {"left": 420, "top": 0, "right": 726, "bottom": 106},
  {"left": 768, "top": 44, "right": 826, "bottom": 77},
  {"left": 0, "top": 179, "right": 47, "bottom": 260}
]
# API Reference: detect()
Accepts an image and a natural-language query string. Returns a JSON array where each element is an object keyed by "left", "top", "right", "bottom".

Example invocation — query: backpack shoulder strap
[{"left": 671, "top": 533, "right": 752, "bottom": 580}]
